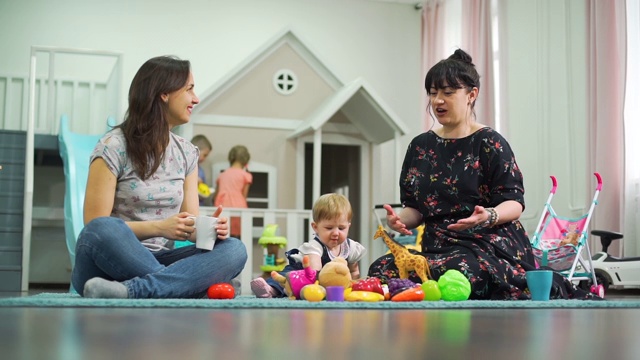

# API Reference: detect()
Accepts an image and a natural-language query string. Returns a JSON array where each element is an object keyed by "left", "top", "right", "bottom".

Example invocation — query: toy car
[{"left": 580, "top": 230, "right": 640, "bottom": 291}]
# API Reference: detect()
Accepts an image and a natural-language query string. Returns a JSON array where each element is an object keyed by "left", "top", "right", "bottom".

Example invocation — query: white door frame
[{"left": 295, "top": 133, "right": 373, "bottom": 266}]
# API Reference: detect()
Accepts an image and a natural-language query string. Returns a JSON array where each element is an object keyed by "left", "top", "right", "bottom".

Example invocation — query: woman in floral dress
[{"left": 368, "top": 49, "right": 599, "bottom": 300}]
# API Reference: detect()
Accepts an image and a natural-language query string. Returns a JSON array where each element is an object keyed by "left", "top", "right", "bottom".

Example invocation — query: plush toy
[
  {"left": 560, "top": 224, "right": 581, "bottom": 246},
  {"left": 270, "top": 255, "right": 317, "bottom": 300},
  {"left": 560, "top": 232, "right": 580, "bottom": 246},
  {"left": 318, "top": 256, "right": 353, "bottom": 289}
]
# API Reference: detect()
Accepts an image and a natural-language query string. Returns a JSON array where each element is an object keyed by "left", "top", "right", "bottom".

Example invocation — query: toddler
[
  {"left": 190, "top": 134, "right": 213, "bottom": 206},
  {"left": 250, "top": 193, "right": 366, "bottom": 298},
  {"left": 213, "top": 145, "right": 252, "bottom": 238}
]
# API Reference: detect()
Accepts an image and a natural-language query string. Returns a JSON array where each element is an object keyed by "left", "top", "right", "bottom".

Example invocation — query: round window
[{"left": 273, "top": 69, "right": 297, "bottom": 95}]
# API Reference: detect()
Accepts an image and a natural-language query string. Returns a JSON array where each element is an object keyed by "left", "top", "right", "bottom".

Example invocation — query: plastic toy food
[
  {"left": 207, "top": 283, "right": 235, "bottom": 299},
  {"left": 198, "top": 182, "right": 211, "bottom": 197},
  {"left": 421, "top": 279, "right": 442, "bottom": 301},
  {"left": 351, "top": 277, "right": 384, "bottom": 295},
  {"left": 300, "top": 282, "right": 326, "bottom": 302},
  {"left": 391, "top": 286, "right": 425, "bottom": 302},
  {"left": 438, "top": 270, "right": 471, "bottom": 301},
  {"left": 381, "top": 284, "right": 390, "bottom": 300},
  {"left": 344, "top": 288, "right": 385, "bottom": 302},
  {"left": 387, "top": 278, "right": 419, "bottom": 297}
]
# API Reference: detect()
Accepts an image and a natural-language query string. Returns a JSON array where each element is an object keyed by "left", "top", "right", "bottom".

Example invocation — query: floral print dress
[{"left": 368, "top": 128, "right": 599, "bottom": 300}]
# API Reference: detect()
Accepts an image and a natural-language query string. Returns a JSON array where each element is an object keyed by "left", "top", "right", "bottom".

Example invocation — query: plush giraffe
[{"left": 374, "top": 225, "right": 432, "bottom": 283}]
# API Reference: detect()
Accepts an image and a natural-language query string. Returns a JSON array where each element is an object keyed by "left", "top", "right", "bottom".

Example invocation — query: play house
[{"left": 182, "top": 28, "right": 410, "bottom": 282}]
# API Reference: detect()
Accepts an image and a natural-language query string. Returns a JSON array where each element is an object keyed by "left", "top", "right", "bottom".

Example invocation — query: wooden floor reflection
[{"left": 3, "top": 306, "right": 640, "bottom": 360}]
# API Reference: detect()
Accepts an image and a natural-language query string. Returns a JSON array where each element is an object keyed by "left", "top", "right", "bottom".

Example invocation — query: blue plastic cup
[{"left": 526, "top": 270, "right": 553, "bottom": 301}]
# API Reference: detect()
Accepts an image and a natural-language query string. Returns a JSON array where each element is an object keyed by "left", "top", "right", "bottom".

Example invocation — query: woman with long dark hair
[{"left": 72, "top": 56, "right": 247, "bottom": 298}]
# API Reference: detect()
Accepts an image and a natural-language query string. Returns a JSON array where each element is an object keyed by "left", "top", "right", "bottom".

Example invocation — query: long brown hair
[{"left": 116, "top": 56, "right": 191, "bottom": 180}]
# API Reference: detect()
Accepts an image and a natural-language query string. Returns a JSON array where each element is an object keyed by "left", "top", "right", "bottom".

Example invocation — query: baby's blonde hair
[
  {"left": 228, "top": 145, "right": 250, "bottom": 166},
  {"left": 312, "top": 193, "right": 352, "bottom": 222}
]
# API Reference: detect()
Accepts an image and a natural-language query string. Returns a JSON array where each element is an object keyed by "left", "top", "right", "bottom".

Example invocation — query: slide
[{"left": 58, "top": 116, "right": 112, "bottom": 290}]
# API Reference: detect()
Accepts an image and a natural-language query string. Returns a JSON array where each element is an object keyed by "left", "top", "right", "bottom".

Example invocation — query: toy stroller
[{"left": 530, "top": 173, "right": 605, "bottom": 297}]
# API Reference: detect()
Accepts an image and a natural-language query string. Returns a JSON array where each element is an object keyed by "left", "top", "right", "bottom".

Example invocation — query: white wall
[
  {"left": 0, "top": 0, "right": 423, "bottom": 281},
  {"left": 0, "top": 0, "right": 423, "bottom": 132},
  {"left": 0, "top": 0, "right": 423, "bottom": 213},
  {"left": 2, "top": 0, "right": 621, "bottom": 264}
]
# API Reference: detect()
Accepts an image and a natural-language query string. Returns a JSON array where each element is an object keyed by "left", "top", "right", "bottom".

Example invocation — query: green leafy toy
[{"left": 438, "top": 269, "right": 471, "bottom": 301}]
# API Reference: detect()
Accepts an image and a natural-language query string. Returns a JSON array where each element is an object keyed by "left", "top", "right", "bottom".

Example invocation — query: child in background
[
  {"left": 250, "top": 193, "right": 366, "bottom": 298},
  {"left": 213, "top": 145, "right": 252, "bottom": 238},
  {"left": 190, "top": 134, "right": 213, "bottom": 206}
]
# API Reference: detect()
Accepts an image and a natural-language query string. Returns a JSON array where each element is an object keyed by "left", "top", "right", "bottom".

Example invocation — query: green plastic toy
[
  {"left": 258, "top": 224, "right": 288, "bottom": 274},
  {"left": 438, "top": 269, "right": 471, "bottom": 301},
  {"left": 421, "top": 279, "right": 442, "bottom": 301}
]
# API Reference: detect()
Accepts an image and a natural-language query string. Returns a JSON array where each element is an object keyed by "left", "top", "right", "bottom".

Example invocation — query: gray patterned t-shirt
[{"left": 90, "top": 128, "right": 199, "bottom": 250}]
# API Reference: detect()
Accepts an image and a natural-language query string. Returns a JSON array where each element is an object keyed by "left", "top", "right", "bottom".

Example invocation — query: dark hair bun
[{"left": 448, "top": 49, "right": 474, "bottom": 66}]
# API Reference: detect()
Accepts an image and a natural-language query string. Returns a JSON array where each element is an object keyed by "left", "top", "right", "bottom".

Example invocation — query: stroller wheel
[{"left": 590, "top": 284, "right": 605, "bottom": 298}]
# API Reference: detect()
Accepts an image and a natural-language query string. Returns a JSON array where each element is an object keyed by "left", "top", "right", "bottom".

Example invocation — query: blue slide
[{"left": 58, "top": 116, "right": 113, "bottom": 292}]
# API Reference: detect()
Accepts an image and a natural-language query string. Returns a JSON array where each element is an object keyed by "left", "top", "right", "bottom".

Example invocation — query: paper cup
[{"left": 194, "top": 215, "right": 218, "bottom": 251}]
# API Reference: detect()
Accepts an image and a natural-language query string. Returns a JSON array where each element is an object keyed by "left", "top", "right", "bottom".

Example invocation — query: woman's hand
[
  {"left": 158, "top": 212, "right": 196, "bottom": 241},
  {"left": 384, "top": 204, "right": 413, "bottom": 235},
  {"left": 211, "top": 205, "right": 229, "bottom": 240},
  {"left": 447, "top": 205, "right": 488, "bottom": 231}
]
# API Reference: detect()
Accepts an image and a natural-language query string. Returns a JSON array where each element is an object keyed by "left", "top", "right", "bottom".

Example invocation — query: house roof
[
  {"left": 287, "top": 78, "right": 410, "bottom": 144},
  {"left": 193, "top": 27, "right": 409, "bottom": 145},
  {"left": 193, "top": 27, "right": 344, "bottom": 113}
]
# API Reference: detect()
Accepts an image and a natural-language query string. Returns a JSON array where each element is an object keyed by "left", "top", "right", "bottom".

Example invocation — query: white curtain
[
  {"left": 461, "top": 0, "right": 495, "bottom": 129},
  {"left": 421, "top": 0, "right": 449, "bottom": 131},
  {"left": 624, "top": 0, "right": 640, "bottom": 256},
  {"left": 422, "top": 0, "right": 495, "bottom": 130},
  {"left": 587, "top": 0, "right": 627, "bottom": 256}
]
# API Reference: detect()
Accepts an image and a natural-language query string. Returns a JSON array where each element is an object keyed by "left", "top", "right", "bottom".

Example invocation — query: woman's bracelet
[{"left": 483, "top": 208, "right": 499, "bottom": 228}]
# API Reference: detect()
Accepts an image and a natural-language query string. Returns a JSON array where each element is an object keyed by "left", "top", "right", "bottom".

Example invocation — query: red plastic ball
[{"left": 207, "top": 283, "right": 235, "bottom": 299}]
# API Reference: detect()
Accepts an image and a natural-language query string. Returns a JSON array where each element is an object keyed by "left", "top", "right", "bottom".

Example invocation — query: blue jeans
[{"left": 71, "top": 217, "right": 247, "bottom": 298}]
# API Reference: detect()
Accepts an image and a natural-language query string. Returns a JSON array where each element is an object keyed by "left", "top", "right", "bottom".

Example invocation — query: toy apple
[
  {"left": 351, "top": 277, "right": 384, "bottom": 295},
  {"left": 421, "top": 280, "right": 441, "bottom": 301},
  {"left": 207, "top": 283, "right": 235, "bottom": 299}
]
